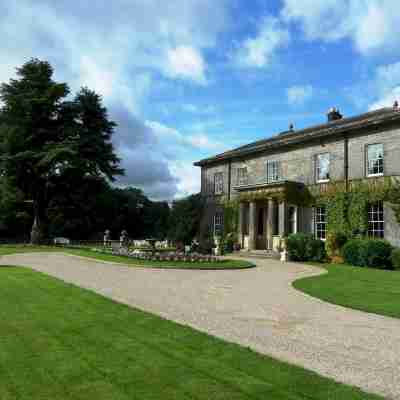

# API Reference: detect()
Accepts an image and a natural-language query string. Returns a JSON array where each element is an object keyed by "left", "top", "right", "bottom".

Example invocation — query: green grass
[
  {"left": 0, "top": 245, "right": 254, "bottom": 269},
  {"left": 0, "top": 266, "right": 383, "bottom": 400},
  {"left": 293, "top": 263, "right": 400, "bottom": 319}
]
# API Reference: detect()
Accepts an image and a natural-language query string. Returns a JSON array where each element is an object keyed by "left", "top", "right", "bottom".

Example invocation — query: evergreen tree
[{"left": 0, "top": 59, "right": 123, "bottom": 243}]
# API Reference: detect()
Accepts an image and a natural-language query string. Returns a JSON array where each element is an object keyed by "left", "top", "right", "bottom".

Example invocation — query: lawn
[
  {"left": 0, "top": 245, "right": 254, "bottom": 269},
  {"left": 293, "top": 263, "right": 400, "bottom": 319},
  {"left": 0, "top": 266, "right": 382, "bottom": 400}
]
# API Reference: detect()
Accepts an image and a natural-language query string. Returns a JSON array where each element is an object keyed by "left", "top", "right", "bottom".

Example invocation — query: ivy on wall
[
  {"left": 220, "top": 177, "right": 400, "bottom": 238},
  {"left": 315, "top": 177, "right": 394, "bottom": 237}
]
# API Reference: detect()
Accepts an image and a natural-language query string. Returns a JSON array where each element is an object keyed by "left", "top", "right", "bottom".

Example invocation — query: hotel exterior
[{"left": 194, "top": 105, "right": 400, "bottom": 253}]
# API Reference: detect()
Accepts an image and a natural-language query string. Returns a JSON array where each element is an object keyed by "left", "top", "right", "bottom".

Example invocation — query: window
[
  {"left": 214, "top": 172, "right": 224, "bottom": 194},
  {"left": 368, "top": 201, "right": 384, "bottom": 238},
  {"left": 266, "top": 160, "right": 280, "bottom": 183},
  {"left": 214, "top": 212, "right": 224, "bottom": 236},
  {"left": 316, "top": 153, "right": 330, "bottom": 182},
  {"left": 367, "top": 144, "right": 384, "bottom": 176},
  {"left": 237, "top": 167, "right": 248, "bottom": 186},
  {"left": 315, "top": 207, "right": 327, "bottom": 240}
]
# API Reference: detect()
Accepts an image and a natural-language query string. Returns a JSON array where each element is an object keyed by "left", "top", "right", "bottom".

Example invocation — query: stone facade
[{"left": 195, "top": 107, "right": 400, "bottom": 250}]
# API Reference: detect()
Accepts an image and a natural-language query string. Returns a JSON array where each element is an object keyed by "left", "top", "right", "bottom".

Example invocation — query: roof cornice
[{"left": 194, "top": 107, "right": 400, "bottom": 167}]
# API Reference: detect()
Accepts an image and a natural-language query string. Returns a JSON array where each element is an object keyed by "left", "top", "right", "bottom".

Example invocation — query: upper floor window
[
  {"left": 214, "top": 172, "right": 224, "bottom": 194},
  {"left": 237, "top": 167, "right": 248, "bottom": 186},
  {"left": 368, "top": 201, "right": 384, "bottom": 239},
  {"left": 316, "top": 153, "right": 330, "bottom": 183},
  {"left": 266, "top": 160, "right": 280, "bottom": 183},
  {"left": 367, "top": 143, "right": 384, "bottom": 177}
]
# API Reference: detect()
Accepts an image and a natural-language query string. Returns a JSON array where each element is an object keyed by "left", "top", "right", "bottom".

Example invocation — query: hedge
[{"left": 342, "top": 239, "right": 392, "bottom": 269}]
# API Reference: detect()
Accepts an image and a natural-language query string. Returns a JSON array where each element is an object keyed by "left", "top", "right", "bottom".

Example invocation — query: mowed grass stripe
[
  {"left": 0, "top": 266, "right": 382, "bottom": 399},
  {"left": 293, "top": 263, "right": 400, "bottom": 319}
]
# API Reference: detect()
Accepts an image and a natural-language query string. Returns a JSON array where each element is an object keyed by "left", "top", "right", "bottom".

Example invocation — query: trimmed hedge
[
  {"left": 342, "top": 239, "right": 393, "bottom": 269},
  {"left": 287, "top": 233, "right": 326, "bottom": 262}
]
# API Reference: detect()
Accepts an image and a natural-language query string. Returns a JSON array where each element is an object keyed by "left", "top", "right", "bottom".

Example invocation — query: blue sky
[{"left": 1, "top": 1, "right": 400, "bottom": 200}]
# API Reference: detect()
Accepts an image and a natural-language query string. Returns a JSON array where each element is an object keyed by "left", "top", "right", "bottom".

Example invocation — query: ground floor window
[
  {"left": 214, "top": 212, "right": 224, "bottom": 236},
  {"left": 315, "top": 206, "right": 327, "bottom": 240},
  {"left": 368, "top": 201, "right": 384, "bottom": 238}
]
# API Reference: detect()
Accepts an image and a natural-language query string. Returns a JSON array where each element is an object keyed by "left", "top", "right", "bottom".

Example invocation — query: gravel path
[{"left": 2, "top": 252, "right": 400, "bottom": 399}]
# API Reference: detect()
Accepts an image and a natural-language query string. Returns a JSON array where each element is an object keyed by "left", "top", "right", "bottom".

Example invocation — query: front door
[{"left": 256, "top": 207, "right": 267, "bottom": 249}]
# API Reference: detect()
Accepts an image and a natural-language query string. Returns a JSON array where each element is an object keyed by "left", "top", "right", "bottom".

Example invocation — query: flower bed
[{"left": 90, "top": 246, "right": 222, "bottom": 263}]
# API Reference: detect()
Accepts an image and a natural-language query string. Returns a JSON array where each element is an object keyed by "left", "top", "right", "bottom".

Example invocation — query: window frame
[
  {"left": 237, "top": 167, "right": 248, "bottom": 186},
  {"left": 266, "top": 160, "right": 280, "bottom": 183},
  {"left": 366, "top": 143, "right": 384, "bottom": 178},
  {"left": 315, "top": 206, "right": 327, "bottom": 241},
  {"left": 214, "top": 172, "right": 224, "bottom": 195},
  {"left": 315, "top": 153, "right": 331, "bottom": 183},
  {"left": 214, "top": 212, "right": 224, "bottom": 236},
  {"left": 368, "top": 201, "right": 384, "bottom": 239}
]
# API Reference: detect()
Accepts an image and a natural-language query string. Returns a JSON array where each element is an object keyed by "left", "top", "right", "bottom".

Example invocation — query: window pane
[
  {"left": 266, "top": 160, "right": 280, "bottom": 183},
  {"left": 316, "top": 153, "right": 330, "bottom": 181},
  {"left": 237, "top": 168, "right": 248, "bottom": 186},
  {"left": 367, "top": 144, "right": 383, "bottom": 176},
  {"left": 315, "top": 207, "right": 327, "bottom": 240},
  {"left": 368, "top": 201, "right": 384, "bottom": 238},
  {"left": 214, "top": 172, "right": 224, "bottom": 194}
]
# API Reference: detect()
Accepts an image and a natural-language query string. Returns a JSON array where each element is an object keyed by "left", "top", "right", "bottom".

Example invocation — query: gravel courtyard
[{"left": 2, "top": 252, "right": 400, "bottom": 399}]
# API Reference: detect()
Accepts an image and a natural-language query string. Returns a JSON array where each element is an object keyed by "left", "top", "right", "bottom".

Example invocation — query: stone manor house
[{"left": 194, "top": 104, "right": 400, "bottom": 252}]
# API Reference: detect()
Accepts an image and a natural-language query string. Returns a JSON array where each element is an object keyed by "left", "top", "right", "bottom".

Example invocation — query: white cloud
[
  {"left": 287, "top": 85, "right": 313, "bottom": 105},
  {"left": 282, "top": 0, "right": 400, "bottom": 55},
  {"left": 169, "top": 161, "right": 201, "bottom": 198},
  {"left": 145, "top": 120, "right": 225, "bottom": 151},
  {"left": 164, "top": 46, "right": 207, "bottom": 84},
  {"left": 0, "top": 0, "right": 233, "bottom": 200},
  {"left": 369, "top": 62, "right": 400, "bottom": 110},
  {"left": 235, "top": 16, "right": 289, "bottom": 68}
]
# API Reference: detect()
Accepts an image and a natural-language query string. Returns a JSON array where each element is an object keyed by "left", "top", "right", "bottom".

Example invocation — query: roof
[{"left": 194, "top": 107, "right": 400, "bottom": 167}]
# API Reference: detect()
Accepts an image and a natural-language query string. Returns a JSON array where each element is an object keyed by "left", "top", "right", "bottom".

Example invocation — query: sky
[{"left": 1, "top": 0, "right": 400, "bottom": 200}]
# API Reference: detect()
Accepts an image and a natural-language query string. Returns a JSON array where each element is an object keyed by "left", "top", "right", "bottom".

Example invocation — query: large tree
[{"left": 0, "top": 59, "right": 123, "bottom": 243}]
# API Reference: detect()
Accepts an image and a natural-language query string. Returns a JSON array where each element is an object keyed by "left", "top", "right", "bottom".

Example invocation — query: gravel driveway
[{"left": 2, "top": 252, "right": 400, "bottom": 399}]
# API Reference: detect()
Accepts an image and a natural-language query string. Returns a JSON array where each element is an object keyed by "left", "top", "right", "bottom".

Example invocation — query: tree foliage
[
  {"left": 168, "top": 193, "right": 205, "bottom": 245},
  {"left": 0, "top": 59, "right": 123, "bottom": 243}
]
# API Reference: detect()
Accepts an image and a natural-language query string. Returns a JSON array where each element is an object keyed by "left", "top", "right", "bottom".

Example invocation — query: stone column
[
  {"left": 238, "top": 202, "right": 245, "bottom": 249},
  {"left": 249, "top": 201, "right": 257, "bottom": 250},
  {"left": 279, "top": 200, "right": 287, "bottom": 237},
  {"left": 266, "top": 198, "right": 275, "bottom": 249}
]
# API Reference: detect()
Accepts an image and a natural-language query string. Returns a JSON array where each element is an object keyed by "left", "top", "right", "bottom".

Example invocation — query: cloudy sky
[{"left": 1, "top": 1, "right": 400, "bottom": 200}]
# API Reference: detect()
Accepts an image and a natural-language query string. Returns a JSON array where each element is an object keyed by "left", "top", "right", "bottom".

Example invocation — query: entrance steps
[{"left": 234, "top": 249, "right": 280, "bottom": 260}]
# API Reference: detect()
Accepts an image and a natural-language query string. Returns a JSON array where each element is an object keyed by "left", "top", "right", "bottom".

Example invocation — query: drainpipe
[
  {"left": 344, "top": 136, "right": 349, "bottom": 192},
  {"left": 228, "top": 160, "right": 232, "bottom": 201}
]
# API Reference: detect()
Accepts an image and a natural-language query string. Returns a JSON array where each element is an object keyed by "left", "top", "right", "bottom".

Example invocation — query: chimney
[{"left": 327, "top": 107, "right": 343, "bottom": 122}]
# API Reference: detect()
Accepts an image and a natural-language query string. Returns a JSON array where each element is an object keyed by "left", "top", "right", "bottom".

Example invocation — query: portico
[{"left": 235, "top": 181, "right": 304, "bottom": 251}]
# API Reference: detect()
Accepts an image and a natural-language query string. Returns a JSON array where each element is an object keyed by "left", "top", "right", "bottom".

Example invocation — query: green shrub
[
  {"left": 390, "top": 248, "right": 400, "bottom": 270},
  {"left": 343, "top": 239, "right": 392, "bottom": 269},
  {"left": 306, "top": 238, "right": 327, "bottom": 262},
  {"left": 287, "top": 233, "right": 326, "bottom": 262},
  {"left": 287, "top": 233, "right": 309, "bottom": 261},
  {"left": 342, "top": 240, "right": 364, "bottom": 267},
  {"left": 360, "top": 240, "right": 392, "bottom": 269}
]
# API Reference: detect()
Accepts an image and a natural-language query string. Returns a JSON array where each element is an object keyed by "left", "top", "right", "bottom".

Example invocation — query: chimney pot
[{"left": 327, "top": 107, "right": 343, "bottom": 122}]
